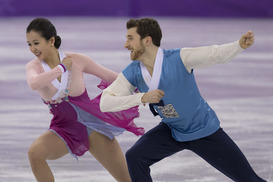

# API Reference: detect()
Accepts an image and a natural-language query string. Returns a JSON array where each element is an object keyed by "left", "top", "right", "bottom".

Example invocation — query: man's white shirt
[{"left": 100, "top": 41, "right": 243, "bottom": 112}]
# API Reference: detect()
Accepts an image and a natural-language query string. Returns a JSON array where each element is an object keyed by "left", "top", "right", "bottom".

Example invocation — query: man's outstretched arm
[{"left": 181, "top": 30, "right": 255, "bottom": 72}]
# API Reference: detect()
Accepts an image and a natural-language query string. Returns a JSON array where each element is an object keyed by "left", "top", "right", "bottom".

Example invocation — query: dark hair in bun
[{"left": 26, "top": 17, "right": 62, "bottom": 49}]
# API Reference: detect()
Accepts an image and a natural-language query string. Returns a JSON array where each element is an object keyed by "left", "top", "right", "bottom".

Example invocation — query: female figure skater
[{"left": 25, "top": 17, "right": 143, "bottom": 182}]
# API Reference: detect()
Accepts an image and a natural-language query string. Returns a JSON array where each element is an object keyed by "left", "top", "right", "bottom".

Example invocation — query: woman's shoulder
[
  {"left": 64, "top": 52, "right": 96, "bottom": 65},
  {"left": 64, "top": 52, "right": 85, "bottom": 59},
  {"left": 26, "top": 58, "right": 41, "bottom": 69},
  {"left": 64, "top": 52, "right": 89, "bottom": 62},
  {"left": 64, "top": 52, "right": 94, "bottom": 72}
]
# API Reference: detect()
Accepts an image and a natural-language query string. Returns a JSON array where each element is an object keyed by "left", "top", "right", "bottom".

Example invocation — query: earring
[{"left": 51, "top": 44, "right": 54, "bottom": 46}]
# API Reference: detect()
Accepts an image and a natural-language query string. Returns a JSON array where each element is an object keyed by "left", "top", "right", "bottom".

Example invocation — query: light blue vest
[{"left": 122, "top": 48, "right": 220, "bottom": 141}]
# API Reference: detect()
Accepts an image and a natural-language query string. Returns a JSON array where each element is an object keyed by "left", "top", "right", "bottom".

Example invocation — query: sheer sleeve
[
  {"left": 67, "top": 53, "right": 118, "bottom": 83},
  {"left": 25, "top": 60, "right": 62, "bottom": 90}
]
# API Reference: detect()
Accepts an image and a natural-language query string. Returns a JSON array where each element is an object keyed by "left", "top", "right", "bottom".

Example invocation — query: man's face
[{"left": 124, "top": 27, "right": 145, "bottom": 60}]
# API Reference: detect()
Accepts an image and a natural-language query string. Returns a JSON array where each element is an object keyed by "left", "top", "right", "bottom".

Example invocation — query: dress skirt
[{"left": 44, "top": 83, "right": 144, "bottom": 159}]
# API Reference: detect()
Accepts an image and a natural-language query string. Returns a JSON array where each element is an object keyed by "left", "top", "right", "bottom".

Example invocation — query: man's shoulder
[
  {"left": 130, "top": 60, "right": 140, "bottom": 65},
  {"left": 126, "top": 60, "right": 140, "bottom": 68},
  {"left": 163, "top": 48, "right": 181, "bottom": 55},
  {"left": 122, "top": 61, "right": 141, "bottom": 77},
  {"left": 163, "top": 48, "right": 182, "bottom": 60}
]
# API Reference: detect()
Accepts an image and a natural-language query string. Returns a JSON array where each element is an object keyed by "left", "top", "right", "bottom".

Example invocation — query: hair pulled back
[{"left": 26, "top": 18, "right": 62, "bottom": 49}]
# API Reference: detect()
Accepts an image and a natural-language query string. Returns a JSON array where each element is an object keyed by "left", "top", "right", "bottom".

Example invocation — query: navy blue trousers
[{"left": 126, "top": 122, "right": 266, "bottom": 182}]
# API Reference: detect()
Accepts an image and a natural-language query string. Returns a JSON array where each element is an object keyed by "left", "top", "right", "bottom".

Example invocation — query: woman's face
[{"left": 26, "top": 30, "right": 52, "bottom": 61}]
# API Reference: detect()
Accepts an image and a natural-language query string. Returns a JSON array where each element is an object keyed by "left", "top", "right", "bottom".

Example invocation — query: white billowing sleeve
[
  {"left": 181, "top": 41, "right": 244, "bottom": 73},
  {"left": 100, "top": 73, "right": 145, "bottom": 112}
]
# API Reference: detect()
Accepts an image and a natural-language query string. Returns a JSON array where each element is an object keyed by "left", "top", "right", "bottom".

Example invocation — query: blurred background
[
  {"left": 1, "top": 0, "right": 273, "bottom": 17},
  {"left": 1, "top": 1, "right": 273, "bottom": 182}
]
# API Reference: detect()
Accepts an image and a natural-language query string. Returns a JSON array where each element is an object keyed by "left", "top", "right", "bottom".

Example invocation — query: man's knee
[
  {"left": 125, "top": 146, "right": 142, "bottom": 163},
  {"left": 125, "top": 148, "right": 134, "bottom": 162}
]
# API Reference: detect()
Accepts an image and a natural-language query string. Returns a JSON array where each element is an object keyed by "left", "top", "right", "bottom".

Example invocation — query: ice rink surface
[{"left": 0, "top": 17, "right": 272, "bottom": 181}]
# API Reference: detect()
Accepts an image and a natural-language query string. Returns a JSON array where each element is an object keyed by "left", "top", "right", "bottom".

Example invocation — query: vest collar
[{"left": 140, "top": 48, "right": 163, "bottom": 91}]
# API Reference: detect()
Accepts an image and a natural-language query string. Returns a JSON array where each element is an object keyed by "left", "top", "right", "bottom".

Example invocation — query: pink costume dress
[{"left": 40, "top": 52, "right": 144, "bottom": 159}]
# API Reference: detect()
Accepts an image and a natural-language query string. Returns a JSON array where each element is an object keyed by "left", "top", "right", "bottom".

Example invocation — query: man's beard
[{"left": 131, "top": 45, "right": 145, "bottom": 60}]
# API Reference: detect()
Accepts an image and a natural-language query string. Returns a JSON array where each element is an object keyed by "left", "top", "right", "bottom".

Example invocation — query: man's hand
[
  {"left": 62, "top": 57, "right": 73, "bottom": 70},
  {"left": 141, "top": 89, "right": 165, "bottom": 104},
  {"left": 239, "top": 30, "right": 254, "bottom": 49}
]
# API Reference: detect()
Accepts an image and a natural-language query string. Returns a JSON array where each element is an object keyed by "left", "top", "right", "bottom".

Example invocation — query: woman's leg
[
  {"left": 88, "top": 131, "right": 131, "bottom": 182},
  {"left": 28, "top": 131, "right": 68, "bottom": 182}
]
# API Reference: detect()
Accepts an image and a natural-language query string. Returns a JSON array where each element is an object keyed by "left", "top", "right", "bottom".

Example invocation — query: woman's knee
[{"left": 28, "top": 141, "right": 46, "bottom": 161}]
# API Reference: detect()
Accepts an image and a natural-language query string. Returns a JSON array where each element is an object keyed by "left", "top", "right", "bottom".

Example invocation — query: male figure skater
[{"left": 100, "top": 18, "right": 266, "bottom": 181}]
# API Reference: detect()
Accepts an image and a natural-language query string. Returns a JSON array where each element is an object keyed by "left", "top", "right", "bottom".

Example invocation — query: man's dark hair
[{"left": 126, "top": 18, "right": 162, "bottom": 47}]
